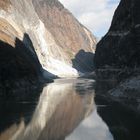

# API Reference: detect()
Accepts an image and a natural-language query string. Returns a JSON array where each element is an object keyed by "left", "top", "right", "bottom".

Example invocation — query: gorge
[{"left": 0, "top": 0, "right": 140, "bottom": 140}]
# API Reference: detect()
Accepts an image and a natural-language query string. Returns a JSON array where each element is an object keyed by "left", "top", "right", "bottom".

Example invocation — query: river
[{"left": 0, "top": 78, "right": 115, "bottom": 140}]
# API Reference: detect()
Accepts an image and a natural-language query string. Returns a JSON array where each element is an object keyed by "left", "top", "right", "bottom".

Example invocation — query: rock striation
[{"left": 0, "top": 0, "right": 96, "bottom": 79}]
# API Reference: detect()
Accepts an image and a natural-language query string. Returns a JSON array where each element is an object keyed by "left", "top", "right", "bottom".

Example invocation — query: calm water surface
[{"left": 0, "top": 78, "right": 113, "bottom": 140}]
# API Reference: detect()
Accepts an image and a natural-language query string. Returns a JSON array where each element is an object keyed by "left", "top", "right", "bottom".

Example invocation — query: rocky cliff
[
  {"left": 0, "top": 0, "right": 96, "bottom": 80},
  {"left": 95, "top": 0, "right": 140, "bottom": 70},
  {"left": 94, "top": 1, "right": 140, "bottom": 139}
]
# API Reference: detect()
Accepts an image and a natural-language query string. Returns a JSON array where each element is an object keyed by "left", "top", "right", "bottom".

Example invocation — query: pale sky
[{"left": 59, "top": 0, "right": 120, "bottom": 38}]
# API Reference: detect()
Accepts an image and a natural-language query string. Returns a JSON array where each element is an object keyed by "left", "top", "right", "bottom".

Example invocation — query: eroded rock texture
[
  {"left": 95, "top": 0, "right": 140, "bottom": 69},
  {"left": 0, "top": 0, "right": 96, "bottom": 79},
  {"left": 94, "top": 1, "right": 140, "bottom": 139}
]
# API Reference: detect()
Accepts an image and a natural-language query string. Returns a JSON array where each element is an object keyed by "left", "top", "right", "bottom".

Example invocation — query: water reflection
[
  {"left": 0, "top": 78, "right": 113, "bottom": 140},
  {"left": 95, "top": 79, "right": 140, "bottom": 140},
  {"left": 66, "top": 109, "right": 113, "bottom": 140}
]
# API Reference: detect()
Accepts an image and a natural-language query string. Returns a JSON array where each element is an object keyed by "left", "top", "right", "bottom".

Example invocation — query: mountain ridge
[{"left": 0, "top": 0, "right": 96, "bottom": 79}]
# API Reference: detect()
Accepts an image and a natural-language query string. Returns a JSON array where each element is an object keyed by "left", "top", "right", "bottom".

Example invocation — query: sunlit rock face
[
  {"left": 0, "top": 0, "right": 96, "bottom": 78},
  {"left": 95, "top": 0, "right": 140, "bottom": 69}
]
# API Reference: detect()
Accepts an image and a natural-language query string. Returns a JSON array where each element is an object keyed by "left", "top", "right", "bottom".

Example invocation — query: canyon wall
[
  {"left": 94, "top": 1, "right": 140, "bottom": 139},
  {"left": 0, "top": 0, "right": 96, "bottom": 79},
  {"left": 95, "top": 0, "right": 140, "bottom": 70}
]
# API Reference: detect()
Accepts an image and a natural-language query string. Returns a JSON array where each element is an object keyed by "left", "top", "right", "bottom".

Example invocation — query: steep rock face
[
  {"left": 94, "top": 1, "right": 140, "bottom": 139},
  {"left": 0, "top": 0, "right": 96, "bottom": 78},
  {"left": 94, "top": 0, "right": 140, "bottom": 112},
  {"left": 95, "top": 0, "right": 140, "bottom": 69}
]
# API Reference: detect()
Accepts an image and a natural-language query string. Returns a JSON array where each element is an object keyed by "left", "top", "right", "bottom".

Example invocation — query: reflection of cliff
[
  {"left": 0, "top": 0, "right": 96, "bottom": 77},
  {"left": 0, "top": 79, "right": 94, "bottom": 140}
]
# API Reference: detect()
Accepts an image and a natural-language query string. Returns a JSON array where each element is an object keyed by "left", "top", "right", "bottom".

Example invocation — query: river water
[{"left": 0, "top": 78, "right": 127, "bottom": 140}]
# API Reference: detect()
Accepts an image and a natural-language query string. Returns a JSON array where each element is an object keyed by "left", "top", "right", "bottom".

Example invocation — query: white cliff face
[
  {"left": 34, "top": 20, "right": 79, "bottom": 77},
  {"left": 0, "top": 0, "right": 96, "bottom": 78}
]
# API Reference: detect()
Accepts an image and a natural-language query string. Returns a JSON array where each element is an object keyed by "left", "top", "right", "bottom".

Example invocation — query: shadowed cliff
[
  {"left": 72, "top": 49, "right": 95, "bottom": 73},
  {"left": 0, "top": 33, "right": 56, "bottom": 101},
  {"left": 94, "top": 0, "right": 140, "bottom": 140},
  {"left": 95, "top": 0, "right": 140, "bottom": 70}
]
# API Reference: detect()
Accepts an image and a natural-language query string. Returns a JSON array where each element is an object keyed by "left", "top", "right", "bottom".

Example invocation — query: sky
[{"left": 59, "top": 0, "right": 120, "bottom": 39}]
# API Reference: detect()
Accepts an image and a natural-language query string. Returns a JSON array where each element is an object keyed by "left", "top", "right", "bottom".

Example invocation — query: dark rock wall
[
  {"left": 95, "top": 0, "right": 140, "bottom": 69},
  {"left": 94, "top": 1, "right": 140, "bottom": 139}
]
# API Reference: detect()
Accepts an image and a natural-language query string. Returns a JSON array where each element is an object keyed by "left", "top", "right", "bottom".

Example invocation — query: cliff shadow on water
[
  {"left": 95, "top": 75, "right": 140, "bottom": 140},
  {"left": 0, "top": 33, "right": 57, "bottom": 101},
  {"left": 72, "top": 49, "right": 95, "bottom": 74}
]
